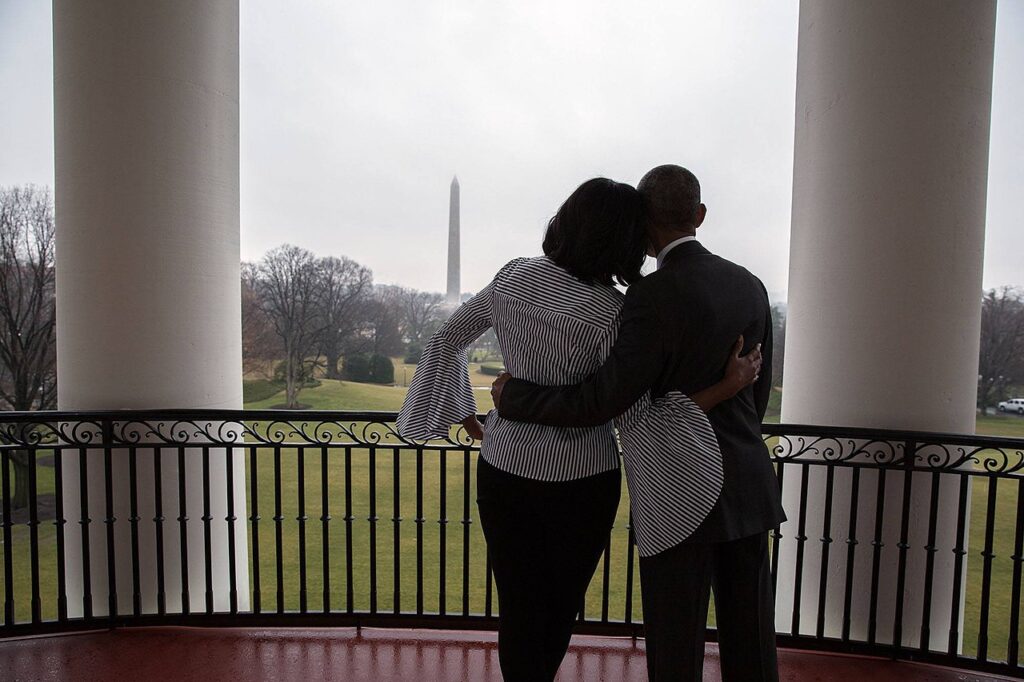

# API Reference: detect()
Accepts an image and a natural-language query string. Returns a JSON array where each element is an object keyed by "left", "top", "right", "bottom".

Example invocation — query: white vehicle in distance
[{"left": 998, "top": 398, "right": 1024, "bottom": 415}]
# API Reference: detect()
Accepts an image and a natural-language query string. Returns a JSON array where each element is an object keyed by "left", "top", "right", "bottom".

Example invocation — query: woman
[{"left": 397, "top": 178, "right": 758, "bottom": 681}]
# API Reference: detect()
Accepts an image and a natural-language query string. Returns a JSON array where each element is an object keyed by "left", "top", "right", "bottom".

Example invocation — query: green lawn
[
  {"left": 244, "top": 357, "right": 498, "bottom": 410},
  {"left": 245, "top": 378, "right": 414, "bottom": 411},
  {"left": 976, "top": 413, "right": 1024, "bottom": 438},
  {"left": 1, "top": 378, "right": 1023, "bottom": 663},
  {"left": 236, "top": 442, "right": 640, "bottom": 621}
]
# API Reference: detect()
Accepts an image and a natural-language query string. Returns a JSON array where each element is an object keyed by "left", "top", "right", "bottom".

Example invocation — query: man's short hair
[{"left": 637, "top": 165, "right": 701, "bottom": 232}]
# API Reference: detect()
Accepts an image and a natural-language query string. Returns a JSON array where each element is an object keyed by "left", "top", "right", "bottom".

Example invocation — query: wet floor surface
[{"left": 0, "top": 627, "right": 1014, "bottom": 681}]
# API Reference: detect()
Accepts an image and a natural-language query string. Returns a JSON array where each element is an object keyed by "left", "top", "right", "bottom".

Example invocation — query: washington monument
[{"left": 446, "top": 175, "right": 460, "bottom": 306}]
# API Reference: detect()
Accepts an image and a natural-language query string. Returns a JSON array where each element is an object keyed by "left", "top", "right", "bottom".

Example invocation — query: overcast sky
[{"left": 1, "top": 1, "right": 1021, "bottom": 302}]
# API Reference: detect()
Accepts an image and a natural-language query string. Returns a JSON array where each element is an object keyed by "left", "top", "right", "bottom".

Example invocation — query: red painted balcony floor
[{"left": 0, "top": 627, "right": 1014, "bottom": 681}]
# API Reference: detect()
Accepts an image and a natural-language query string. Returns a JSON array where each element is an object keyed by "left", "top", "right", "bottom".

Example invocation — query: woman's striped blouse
[{"left": 397, "top": 256, "right": 723, "bottom": 556}]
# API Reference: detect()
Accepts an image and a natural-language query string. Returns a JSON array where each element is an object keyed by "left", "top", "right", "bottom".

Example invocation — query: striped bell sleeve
[
  {"left": 396, "top": 280, "right": 497, "bottom": 441},
  {"left": 615, "top": 392, "right": 723, "bottom": 556}
]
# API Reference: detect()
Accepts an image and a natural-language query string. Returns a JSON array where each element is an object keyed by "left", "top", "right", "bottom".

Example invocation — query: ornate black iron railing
[{"left": 0, "top": 410, "right": 1022, "bottom": 677}]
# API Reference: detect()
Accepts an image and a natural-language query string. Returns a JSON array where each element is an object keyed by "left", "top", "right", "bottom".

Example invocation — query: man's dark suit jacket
[{"left": 498, "top": 240, "right": 786, "bottom": 544}]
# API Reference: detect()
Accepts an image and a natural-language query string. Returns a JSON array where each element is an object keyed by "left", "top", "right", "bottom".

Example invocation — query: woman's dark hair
[{"left": 542, "top": 178, "right": 646, "bottom": 287}]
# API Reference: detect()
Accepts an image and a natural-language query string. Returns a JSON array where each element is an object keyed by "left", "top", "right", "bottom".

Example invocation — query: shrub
[
  {"left": 344, "top": 354, "right": 372, "bottom": 382},
  {"left": 345, "top": 353, "right": 396, "bottom": 384},
  {"left": 242, "top": 379, "right": 285, "bottom": 403},
  {"left": 404, "top": 343, "right": 423, "bottom": 364},
  {"left": 480, "top": 364, "right": 506, "bottom": 376},
  {"left": 370, "top": 354, "right": 395, "bottom": 384}
]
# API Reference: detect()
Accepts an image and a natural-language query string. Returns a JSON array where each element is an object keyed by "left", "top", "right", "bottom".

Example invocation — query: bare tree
[
  {"left": 0, "top": 185, "right": 57, "bottom": 509},
  {"left": 250, "top": 245, "right": 323, "bottom": 408},
  {"left": 241, "top": 262, "right": 280, "bottom": 378},
  {"left": 771, "top": 303, "right": 786, "bottom": 388},
  {"left": 316, "top": 256, "right": 373, "bottom": 379},
  {"left": 397, "top": 288, "right": 446, "bottom": 344},
  {"left": 978, "top": 286, "right": 1024, "bottom": 411},
  {"left": 366, "top": 285, "right": 407, "bottom": 358}
]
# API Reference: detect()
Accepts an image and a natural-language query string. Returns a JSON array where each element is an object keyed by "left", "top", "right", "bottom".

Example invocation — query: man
[{"left": 491, "top": 165, "right": 785, "bottom": 681}]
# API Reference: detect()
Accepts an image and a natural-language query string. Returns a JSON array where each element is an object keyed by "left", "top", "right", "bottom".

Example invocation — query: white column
[
  {"left": 53, "top": 0, "right": 247, "bottom": 615},
  {"left": 778, "top": 0, "right": 995, "bottom": 650}
]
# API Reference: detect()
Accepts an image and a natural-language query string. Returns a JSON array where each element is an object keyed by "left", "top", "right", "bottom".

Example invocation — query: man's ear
[{"left": 694, "top": 203, "right": 708, "bottom": 229}]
